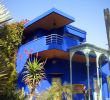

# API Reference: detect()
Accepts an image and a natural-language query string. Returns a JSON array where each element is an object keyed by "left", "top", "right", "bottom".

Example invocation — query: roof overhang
[{"left": 24, "top": 8, "right": 75, "bottom": 33}]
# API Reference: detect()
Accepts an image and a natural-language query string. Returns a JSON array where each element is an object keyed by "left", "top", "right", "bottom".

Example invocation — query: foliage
[
  {"left": 0, "top": 1, "right": 11, "bottom": 24},
  {"left": 108, "top": 76, "right": 110, "bottom": 92},
  {"left": 0, "top": 86, "right": 25, "bottom": 100},
  {"left": 22, "top": 56, "right": 46, "bottom": 100},
  {"left": 0, "top": 1, "right": 25, "bottom": 99},
  {"left": 0, "top": 21, "right": 24, "bottom": 93},
  {"left": 37, "top": 83, "right": 72, "bottom": 100},
  {"left": 38, "top": 83, "right": 87, "bottom": 100}
]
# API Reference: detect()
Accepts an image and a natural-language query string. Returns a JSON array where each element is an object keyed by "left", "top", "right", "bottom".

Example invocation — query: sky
[{"left": 3, "top": 0, "right": 110, "bottom": 49}]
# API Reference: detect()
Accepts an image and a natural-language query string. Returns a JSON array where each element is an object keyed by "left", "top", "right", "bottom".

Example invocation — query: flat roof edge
[
  {"left": 66, "top": 25, "right": 87, "bottom": 34},
  {"left": 24, "top": 8, "right": 75, "bottom": 28}
]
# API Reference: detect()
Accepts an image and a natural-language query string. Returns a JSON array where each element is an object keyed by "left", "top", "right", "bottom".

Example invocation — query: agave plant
[{"left": 22, "top": 56, "right": 46, "bottom": 100}]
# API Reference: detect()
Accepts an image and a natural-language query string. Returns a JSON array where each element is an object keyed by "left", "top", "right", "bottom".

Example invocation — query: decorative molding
[{"left": 69, "top": 43, "right": 109, "bottom": 58}]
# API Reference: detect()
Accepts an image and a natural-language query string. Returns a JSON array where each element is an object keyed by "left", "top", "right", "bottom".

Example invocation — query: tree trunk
[{"left": 29, "top": 87, "right": 35, "bottom": 100}]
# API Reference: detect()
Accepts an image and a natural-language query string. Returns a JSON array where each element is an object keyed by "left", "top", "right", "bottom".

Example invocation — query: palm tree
[
  {"left": 22, "top": 56, "right": 46, "bottom": 100},
  {"left": 0, "top": 1, "right": 11, "bottom": 24},
  {"left": 0, "top": 1, "right": 11, "bottom": 89},
  {"left": 0, "top": 1, "right": 11, "bottom": 91}
]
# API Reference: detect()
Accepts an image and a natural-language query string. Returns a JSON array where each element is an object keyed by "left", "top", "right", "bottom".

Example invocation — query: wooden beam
[
  {"left": 104, "top": 8, "right": 110, "bottom": 50},
  {"left": 104, "top": 8, "right": 110, "bottom": 70}
]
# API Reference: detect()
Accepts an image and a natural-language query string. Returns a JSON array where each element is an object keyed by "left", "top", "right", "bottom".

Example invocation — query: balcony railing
[{"left": 46, "top": 34, "right": 63, "bottom": 45}]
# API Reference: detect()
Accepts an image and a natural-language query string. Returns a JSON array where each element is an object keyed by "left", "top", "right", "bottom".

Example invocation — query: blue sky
[{"left": 4, "top": 0, "right": 110, "bottom": 49}]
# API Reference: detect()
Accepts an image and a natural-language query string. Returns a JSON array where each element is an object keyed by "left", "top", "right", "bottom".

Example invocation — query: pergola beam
[
  {"left": 104, "top": 8, "right": 110, "bottom": 70},
  {"left": 104, "top": 8, "right": 110, "bottom": 50}
]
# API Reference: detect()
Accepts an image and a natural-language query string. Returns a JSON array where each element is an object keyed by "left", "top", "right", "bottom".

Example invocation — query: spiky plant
[{"left": 22, "top": 56, "right": 46, "bottom": 100}]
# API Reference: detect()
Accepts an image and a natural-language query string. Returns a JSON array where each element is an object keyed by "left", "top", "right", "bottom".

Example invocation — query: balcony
[
  {"left": 19, "top": 34, "right": 65, "bottom": 53},
  {"left": 17, "top": 34, "right": 79, "bottom": 72},
  {"left": 18, "top": 34, "right": 79, "bottom": 59}
]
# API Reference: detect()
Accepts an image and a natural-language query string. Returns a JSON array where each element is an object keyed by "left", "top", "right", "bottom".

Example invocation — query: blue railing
[{"left": 46, "top": 34, "right": 63, "bottom": 45}]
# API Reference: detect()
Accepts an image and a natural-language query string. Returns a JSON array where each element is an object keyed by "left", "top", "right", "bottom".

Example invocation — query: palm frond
[{"left": 0, "top": 2, "right": 11, "bottom": 24}]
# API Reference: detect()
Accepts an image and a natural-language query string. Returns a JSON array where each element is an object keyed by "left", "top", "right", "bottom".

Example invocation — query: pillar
[
  {"left": 83, "top": 49, "right": 91, "bottom": 100},
  {"left": 70, "top": 51, "right": 75, "bottom": 100},
  {"left": 95, "top": 52, "right": 102, "bottom": 100}
]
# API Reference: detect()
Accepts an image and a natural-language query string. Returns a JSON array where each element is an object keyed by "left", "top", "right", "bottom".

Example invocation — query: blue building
[{"left": 16, "top": 8, "right": 110, "bottom": 100}]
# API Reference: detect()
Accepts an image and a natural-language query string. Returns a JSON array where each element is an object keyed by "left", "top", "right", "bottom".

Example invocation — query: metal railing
[{"left": 46, "top": 34, "right": 63, "bottom": 45}]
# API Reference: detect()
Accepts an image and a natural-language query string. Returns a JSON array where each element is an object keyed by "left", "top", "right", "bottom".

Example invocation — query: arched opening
[
  {"left": 71, "top": 51, "right": 87, "bottom": 100},
  {"left": 99, "top": 54, "right": 108, "bottom": 68},
  {"left": 72, "top": 51, "right": 87, "bottom": 83},
  {"left": 89, "top": 51, "right": 97, "bottom": 100},
  {"left": 98, "top": 54, "right": 108, "bottom": 84},
  {"left": 99, "top": 54, "right": 109, "bottom": 98},
  {"left": 98, "top": 54, "right": 108, "bottom": 83},
  {"left": 89, "top": 51, "right": 96, "bottom": 78}
]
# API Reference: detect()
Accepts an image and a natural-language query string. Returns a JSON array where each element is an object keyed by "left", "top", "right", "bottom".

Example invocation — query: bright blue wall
[
  {"left": 18, "top": 56, "right": 106, "bottom": 100},
  {"left": 16, "top": 19, "right": 110, "bottom": 99},
  {"left": 17, "top": 33, "right": 81, "bottom": 73},
  {"left": 101, "top": 63, "right": 110, "bottom": 99},
  {"left": 17, "top": 50, "right": 110, "bottom": 99}
]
